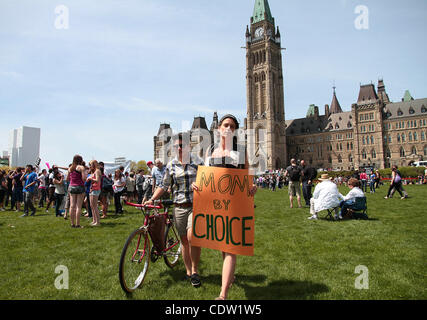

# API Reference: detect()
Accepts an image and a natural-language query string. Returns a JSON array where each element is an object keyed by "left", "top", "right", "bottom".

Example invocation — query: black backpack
[
  {"left": 102, "top": 175, "right": 113, "bottom": 192},
  {"left": 288, "top": 166, "right": 301, "bottom": 181}
]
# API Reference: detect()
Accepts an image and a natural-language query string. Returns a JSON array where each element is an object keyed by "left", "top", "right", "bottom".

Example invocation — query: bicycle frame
[
  {"left": 119, "top": 200, "right": 181, "bottom": 293},
  {"left": 125, "top": 201, "right": 179, "bottom": 256}
]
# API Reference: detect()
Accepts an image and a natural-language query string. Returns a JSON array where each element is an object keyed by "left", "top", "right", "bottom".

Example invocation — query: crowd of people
[{"left": 0, "top": 158, "right": 163, "bottom": 227}]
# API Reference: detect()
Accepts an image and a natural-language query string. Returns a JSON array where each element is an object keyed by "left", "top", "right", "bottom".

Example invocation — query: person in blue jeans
[
  {"left": 337, "top": 178, "right": 366, "bottom": 219},
  {"left": 369, "top": 172, "right": 376, "bottom": 193},
  {"left": 84, "top": 173, "right": 92, "bottom": 218},
  {"left": 53, "top": 171, "right": 66, "bottom": 217},
  {"left": 21, "top": 165, "right": 38, "bottom": 217}
]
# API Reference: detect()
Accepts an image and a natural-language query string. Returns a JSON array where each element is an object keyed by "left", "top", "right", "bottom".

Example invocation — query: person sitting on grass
[
  {"left": 308, "top": 173, "right": 343, "bottom": 220},
  {"left": 337, "top": 178, "right": 365, "bottom": 220}
]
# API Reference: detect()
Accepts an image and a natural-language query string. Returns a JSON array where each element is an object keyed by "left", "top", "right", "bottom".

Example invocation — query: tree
[{"left": 130, "top": 160, "right": 148, "bottom": 174}]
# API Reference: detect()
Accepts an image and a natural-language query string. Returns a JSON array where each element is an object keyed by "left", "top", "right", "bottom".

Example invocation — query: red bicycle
[{"left": 118, "top": 199, "right": 181, "bottom": 294}]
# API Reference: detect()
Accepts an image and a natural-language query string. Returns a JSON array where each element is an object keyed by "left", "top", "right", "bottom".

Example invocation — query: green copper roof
[
  {"left": 306, "top": 104, "right": 316, "bottom": 117},
  {"left": 403, "top": 90, "right": 414, "bottom": 102},
  {"left": 252, "top": 0, "right": 274, "bottom": 24}
]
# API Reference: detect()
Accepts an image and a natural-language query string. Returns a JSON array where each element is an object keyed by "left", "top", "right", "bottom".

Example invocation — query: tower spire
[
  {"left": 252, "top": 0, "right": 274, "bottom": 24},
  {"left": 330, "top": 86, "right": 343, "bottom": 114}
]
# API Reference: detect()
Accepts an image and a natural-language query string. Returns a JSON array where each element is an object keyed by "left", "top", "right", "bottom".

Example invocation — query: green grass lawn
[{"left": 0, "top": 184, "right": 426, "bottom": 300}]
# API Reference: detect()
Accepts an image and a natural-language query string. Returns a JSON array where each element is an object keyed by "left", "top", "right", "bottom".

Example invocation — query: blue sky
[{"left": 1, "top": 0, "right": 426, "bottom": 167}]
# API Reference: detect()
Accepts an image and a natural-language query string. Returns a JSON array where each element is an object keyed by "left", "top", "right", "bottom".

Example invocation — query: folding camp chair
[
  {"left": 325, "top": 207, "right": 340, "bottom": 221},
  {"left": 347, "top": 197, "right": 368, "bottom": 220}
]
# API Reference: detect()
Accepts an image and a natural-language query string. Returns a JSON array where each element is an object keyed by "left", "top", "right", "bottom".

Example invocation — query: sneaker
[
  {"left": 384, "top": 196, "right": 388, "bottom": 199},
  {"left": 401, "top": 197, "right": 405, "bottom": 200},
  {"left": 20, "top": 213, "right": 28, "bottom": 218},
  {"left": 190, "top": 273, "right": 201, "bottom": 287},
  {"left": 308, "top": 215, "right": 318, "bottom": 220}
]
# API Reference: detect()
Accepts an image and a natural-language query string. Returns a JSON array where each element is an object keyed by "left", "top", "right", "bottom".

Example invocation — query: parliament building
[{"left": 154, "top": 0, "right": 427, "bottom": 171}]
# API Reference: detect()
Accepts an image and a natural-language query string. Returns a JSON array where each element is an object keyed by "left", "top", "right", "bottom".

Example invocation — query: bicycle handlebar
[{"left": 124, "top": 199, "right": 174, "bottom": 209}]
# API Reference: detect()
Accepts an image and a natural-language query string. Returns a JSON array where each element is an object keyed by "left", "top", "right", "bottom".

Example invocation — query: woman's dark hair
[
  {"left": 219, "top": 114, "right": 239, "bottom": 129},
  {"left": 70, "top": 155, "right": 83, "bottom": 172},
  {"left": 54, "top": 171, "right": 62, "bottom": 180},
  {"left": 73, "top": 155, "right": 83, "bottom": 166}
]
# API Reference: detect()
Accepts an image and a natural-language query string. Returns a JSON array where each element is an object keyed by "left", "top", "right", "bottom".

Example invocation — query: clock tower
[{"left": 245, "top": 0, "right": 287, "bottom": 171}]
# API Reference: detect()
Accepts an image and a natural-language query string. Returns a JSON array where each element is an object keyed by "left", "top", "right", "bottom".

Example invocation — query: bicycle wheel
[
  {"left": 119, "top": 228, "right": 150, "bottom": 293},
  {"left": 163, "top": 221, "right": 181, "bottom": 268}
]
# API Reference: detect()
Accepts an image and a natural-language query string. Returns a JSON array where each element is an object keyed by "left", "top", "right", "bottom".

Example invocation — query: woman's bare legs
[
  {"left": 90, "top": 194, "right": 100, "bottom": 225},
  {"left": 70, "top": 193, "right": 85, "bottom": 227},
  {"left": 75, "top": 193, "right": 84, "bottom": 226},
  {"left": 218, "top": 252, "right": 236, "bottom": 300}
]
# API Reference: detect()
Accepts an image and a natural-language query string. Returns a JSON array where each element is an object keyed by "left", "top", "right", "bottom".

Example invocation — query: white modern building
[{"left": 9, "top": 126, "right": 41, "bottom": 167}]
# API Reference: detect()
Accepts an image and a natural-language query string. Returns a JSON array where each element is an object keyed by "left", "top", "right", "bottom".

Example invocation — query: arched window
[
  {"left": 385, "top": 148, "right": 391, "bottom": 158},
  {"left": 400, "top": 147, "right": 405, "bottom": 157},
  {"left": 362, "top": 136, "right": 366, "bottom": 145},
  {"left": 371, "top": 149, "right": 377, "bottom": 159},
  {"left": 424, "top": 145, "right": 427, "bottom": 156},
  {"left": 401, "top": 133, "right": 406, "bottom": 142},
  {"left": 349, "top": 154, "right": 353, "bottom": 162},
  {"left": 362, "top": 149, "right": 367, "bottom": 159},
  {"left": 409, "top": 132, "right": 413, "bottom": 141},
  {"left": 421, "top": 131, "right": 426, "bottom": 141},
  {"left": 414, "top": 132, "right": 418, "bottom": 141},
  {"left": 409, "top": 107, "right": 415, "bottom": 115},
  {"left": 397, "top": 133, "right": 401, "bottom": 143},
  {"left": 421, "top": 105, "right": 427, "bottom": 113},
  {"left": 370, "top": 136, "right": 374, "bottom": 144},
  {"left": 328, "top": 156, "right": 332, "bottom": 164},
  {"left": 338, "top": 155, "right": 342, "bottom": 163},
  {"left": 411, "top": 146, "right": 417, "bottom": 155}
]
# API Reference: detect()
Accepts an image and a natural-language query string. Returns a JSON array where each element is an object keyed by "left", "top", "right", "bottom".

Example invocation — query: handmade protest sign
[{"left": 192, "top": 166, "right": 254, "bottom": 256}]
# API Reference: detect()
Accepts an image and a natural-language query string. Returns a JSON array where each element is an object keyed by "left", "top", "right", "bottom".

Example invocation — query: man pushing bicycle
[{"left": 144, "top": 133, "right": 203, "bottom": 288}]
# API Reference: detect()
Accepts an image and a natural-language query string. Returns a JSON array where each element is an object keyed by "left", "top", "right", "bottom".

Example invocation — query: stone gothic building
[
  {"left": 154, "top": 0, "right": 427, "bottom": 171},
  {"left": 286, "top": 83, "right": 427, "bottom": 170}
]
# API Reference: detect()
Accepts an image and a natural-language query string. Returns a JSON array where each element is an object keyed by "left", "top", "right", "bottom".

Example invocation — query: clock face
[{"left": 254, "top": 27, "right": 264, "bottom": 38}]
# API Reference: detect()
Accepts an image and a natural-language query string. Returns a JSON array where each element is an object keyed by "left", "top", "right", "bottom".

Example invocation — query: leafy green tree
[{"left": 130, "top": 160, "right": 148, "bottom": 174}]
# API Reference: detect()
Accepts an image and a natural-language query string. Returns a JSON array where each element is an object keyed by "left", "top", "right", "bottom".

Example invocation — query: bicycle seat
[{"left": 161, "top": 199, "right": 174, "bottom": 207}]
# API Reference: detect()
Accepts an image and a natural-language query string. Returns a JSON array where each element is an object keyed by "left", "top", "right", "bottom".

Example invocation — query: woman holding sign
[{"left": 205, "top": 114, "right": 257, "bottom": 300}]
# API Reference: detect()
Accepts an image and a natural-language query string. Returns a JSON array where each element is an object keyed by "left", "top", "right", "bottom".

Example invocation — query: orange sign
[{"left": 192, "top": 166, "right": 254, "bottom": 256}]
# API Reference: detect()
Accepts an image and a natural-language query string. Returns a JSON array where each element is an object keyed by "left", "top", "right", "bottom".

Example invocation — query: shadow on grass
[
  {"left": 97, "top": 221, "right": 126, "bottom": 228},
  {"left": 159, "top": 269, "right": 329, "bottom": 300},
  {"left": 241, "top": 279, "right": 330, "bottom": 300}
]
